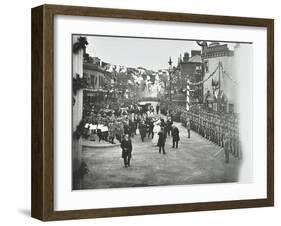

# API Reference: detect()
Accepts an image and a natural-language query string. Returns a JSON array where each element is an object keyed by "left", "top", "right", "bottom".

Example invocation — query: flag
[
  {"left": 116, "top": 65, "right": 121, "bottom": 73},
  {"left": 119, "top": 66, "right": 127, "bottom": 73},
  {"left": 107, "top": 64, "right": 116, "bottom": 72},
  {"left": 211, "top": 79, "right": 220, "bottom": 89},
  {"left": 127, "top": 67, "right": 138, "bottom": 76},
  {"left": 137, "top": 68, "right": 146, "bottom": 75}
]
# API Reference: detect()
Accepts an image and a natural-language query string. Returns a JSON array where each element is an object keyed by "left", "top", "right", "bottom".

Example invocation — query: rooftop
[{"left": 188, "top": 55, "right": 202, "bottom": 63}]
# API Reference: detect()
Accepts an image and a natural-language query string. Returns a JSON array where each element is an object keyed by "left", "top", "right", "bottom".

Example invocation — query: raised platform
[{"left": 82, "top": 139, "right": 120, "bottom": 149}]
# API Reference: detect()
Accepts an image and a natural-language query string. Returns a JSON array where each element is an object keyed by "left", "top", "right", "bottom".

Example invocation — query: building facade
[
  {"left": 82, "top": 62, "right": 112, "bottom": 108},
  {"left": 202, "top": 42, "right": 236, "bottom": 113},
  {"left": 179, "top": 51, "right": 203, "bottom": 108}
]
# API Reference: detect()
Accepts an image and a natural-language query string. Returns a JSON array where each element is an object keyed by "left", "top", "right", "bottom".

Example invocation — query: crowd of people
[
  {"left": 81, "top": 100, "right": 239, "bottom": 167},
  {"left": 82, "top": 102, "right": 184, "bottom": 167},
  {"left": 119, "top": 115, "right": 182, "bottom": 167},
  {"left": 83, "top": 104, "right": 155, "bottom": 143}
]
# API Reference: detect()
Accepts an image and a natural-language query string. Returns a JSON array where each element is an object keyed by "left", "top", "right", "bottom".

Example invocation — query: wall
[
  {"left": 72, "top": 35, "right": 84, "bottom": 189},
  {"left": 203, "top": 53, "right": 235, "bottom": 106},
  {"left": 233, "top": 44, "right": 253, "bottom": 114},
  {"left": 0, "top": 0, "right": 279, "bottom": 226},
  {"left": 72, "top": 35, "right": 84, "bottom": 131}
]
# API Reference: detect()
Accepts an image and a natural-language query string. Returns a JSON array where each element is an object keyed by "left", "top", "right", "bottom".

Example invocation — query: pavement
[{"left": 80, "top": 118, "right": 241, "bottom": 190}]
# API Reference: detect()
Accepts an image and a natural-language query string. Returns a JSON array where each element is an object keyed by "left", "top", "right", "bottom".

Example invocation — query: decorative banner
[
  {"left": 218, "top": 63, "right": 238, "bottom": 85},
  {"left": 107, "top": 64, "right": 116, "bottom": 72},
  {"left": 119, "top": 66, "right": 127, "bottom": 73},
  {"left": 137, "top": 67, "right": 146, "bottom": 75},
  {"left": 187, "top": 64, "right": 219, "bottom": 86},
  {"left": 222, "top": 70, "right": 238, "bottom": 85}
]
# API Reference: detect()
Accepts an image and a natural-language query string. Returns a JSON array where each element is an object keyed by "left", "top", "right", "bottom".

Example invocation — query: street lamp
[{"left": 168, "top": 57, "right": 173, "bottom": 102}]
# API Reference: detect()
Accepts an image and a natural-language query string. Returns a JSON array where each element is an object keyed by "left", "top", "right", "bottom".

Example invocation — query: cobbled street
[{"left": 81, "top": 120, "right": 240, "bottom": 189}]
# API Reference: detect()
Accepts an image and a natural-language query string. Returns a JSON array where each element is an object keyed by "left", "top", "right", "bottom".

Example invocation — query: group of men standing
[
  {"left": 156, "top": 117, "right": 180, "bottom": 155},
  {"left": 120, "top": 114, "right": 184, "bottom": 167}
]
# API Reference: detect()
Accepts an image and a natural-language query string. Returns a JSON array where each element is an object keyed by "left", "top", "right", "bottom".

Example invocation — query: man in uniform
[
  {"left": 166, "top": 117, "right": 173, "bottom": 136},
  {"left": 224, "top": 131, "right": 231, "bottom": 163},
  {"left": 124, "top": 120, "right": 131, "bottom": 138},
  {"left": 186, "top": 116, "right": 191, "bottom": 138},
  {"left": 115, "top": 120, "right": 122, "bottom": 143},
  {"left": 108, "top": 121, "right": 116, "bottom": 144},
  {"left": 139, "top": 121, "right": 146, "bottom": 142}
]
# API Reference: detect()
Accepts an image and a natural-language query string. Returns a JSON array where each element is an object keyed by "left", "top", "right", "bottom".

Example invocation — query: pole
[
  {"left": 168, "top": 57, "right": 173, "bottom": 103},
  {"left": 218, "top": 62, "right": 221, "bottom": 112},
  {"left": 113, "top": 70, "right": 116, "bottom": 99},
  {"left": 219, "top": 62, "right": 221, "bottom": 95},
  {"left": 169, "top": 70, "right": 172, "bottom": 102},
  {"left": 186, "top": 76, "right": 190, "bottom": 111}
]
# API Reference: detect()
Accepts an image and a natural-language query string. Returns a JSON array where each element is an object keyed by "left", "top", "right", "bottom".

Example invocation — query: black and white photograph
[{"left": 71, "top": 34, "right": 253, "bottom": 190}]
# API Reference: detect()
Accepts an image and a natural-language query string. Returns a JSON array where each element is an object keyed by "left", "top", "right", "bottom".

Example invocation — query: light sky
[{"left": 85, "top": 35, "right": 235, "bottom": 71}]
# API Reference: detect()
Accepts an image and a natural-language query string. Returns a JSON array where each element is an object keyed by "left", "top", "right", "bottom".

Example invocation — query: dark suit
[
  {"left": 172, "top": 127, "right": 180, "bottom": 148},
  {"left": 121, "top": 139, "right": 132, "bottom": 167},
  {"left": 139, "top": 123, "right": 146, "bottom": 142},
  {"left": 156, "top": 105, "right": 160, "bottom": 114},
  {"left": 148, "top": 121, "right": 154, "bottom": 138},
  {"left": 157, "top": 131, "right": 166, "bottom": 154},
  {"left": 166, "top": 119, "right": 173, "bottom": 136}
]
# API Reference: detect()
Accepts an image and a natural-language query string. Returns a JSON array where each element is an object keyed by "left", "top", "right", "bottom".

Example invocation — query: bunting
[
  {"left": 187, "top": 64, "right": 219, "bottom": 86},
  {"left": 222, "top": 70, "right": 238, "bottom": 85}
]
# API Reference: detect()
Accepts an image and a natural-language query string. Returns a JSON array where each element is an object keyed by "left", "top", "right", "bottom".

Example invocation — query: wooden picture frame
[{"left": 31, "top": 4, "right": 274, "bottom": 221}]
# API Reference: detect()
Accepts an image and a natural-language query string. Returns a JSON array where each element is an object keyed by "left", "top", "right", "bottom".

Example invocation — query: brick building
[{"left": 179, "top": 50, "right": 203, "bottom": 108}]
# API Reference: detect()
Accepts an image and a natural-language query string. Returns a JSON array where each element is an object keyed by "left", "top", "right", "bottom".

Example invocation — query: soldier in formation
[{"left": 187, "top": 110, "right": 241, "bottom": 162}]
